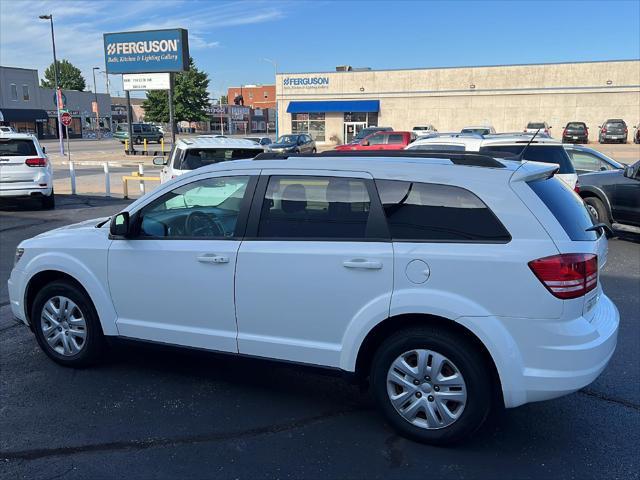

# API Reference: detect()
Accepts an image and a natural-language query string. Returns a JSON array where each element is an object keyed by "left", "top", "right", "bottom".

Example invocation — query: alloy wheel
[
  {"left": 386, "top": 349, "right": 467, "bottom": 430},
  {"left": 40, "top": 296, "right": 87, "bottom": 356}
]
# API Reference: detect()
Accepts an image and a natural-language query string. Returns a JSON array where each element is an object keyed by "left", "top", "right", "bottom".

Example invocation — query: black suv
[
  {"left": 562, "top": 122, "right": 588, "bottom": 144},
  {"left": 599, "top": 119, "right": 628, "bottom": 144}
]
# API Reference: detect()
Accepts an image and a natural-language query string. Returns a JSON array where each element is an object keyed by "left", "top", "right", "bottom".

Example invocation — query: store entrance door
[{"left": 344, "top": 122, "right": 367, "bottom": 143}]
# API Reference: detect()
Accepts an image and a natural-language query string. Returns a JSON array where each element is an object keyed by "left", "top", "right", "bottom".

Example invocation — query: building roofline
[
  {"left": 0, "top": 65, "right": 39, "bottom": 73},
  {"left": 278, "top": 58, "right": 640, "bottom": 76}
]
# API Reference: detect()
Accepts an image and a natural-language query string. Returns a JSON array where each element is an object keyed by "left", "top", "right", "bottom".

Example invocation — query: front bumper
[
  {"left": 7, "top": 267, "right": 28, "bottom": 325},
  {"left": 496, "top": 294, "right": 619, "bottom": 407}
]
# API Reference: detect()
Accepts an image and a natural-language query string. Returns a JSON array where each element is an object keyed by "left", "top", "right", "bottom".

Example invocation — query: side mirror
[
  {"left": 361, "top": 140, "right": 370, "bottom": 146},
  {"left": 623, "top": 165, "right": 636, "bottom": 179},
  {"left": 110, "top": 212, "right": 130, "bottom": 237},
  {"left": 152, "top": 156, "right": 167, "bottom": 166}
]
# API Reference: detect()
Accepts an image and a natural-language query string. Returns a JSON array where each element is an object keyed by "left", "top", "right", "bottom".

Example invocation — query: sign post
[{"left": 61, "top": 112, "right": 75, "bottom": 194}]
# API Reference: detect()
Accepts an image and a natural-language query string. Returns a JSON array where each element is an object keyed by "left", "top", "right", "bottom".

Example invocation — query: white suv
[
  {"left": 8, "top": 151, "right": 618, "bottom": 444},
  {"left": 0, "top": 132, "right": 54, "bottom": 209},
  {"left": 408, "top": 134, "right": 579, "bottom": 190},
  {"left": 154, "top": 136, "right": 265, "bottom": 183}
]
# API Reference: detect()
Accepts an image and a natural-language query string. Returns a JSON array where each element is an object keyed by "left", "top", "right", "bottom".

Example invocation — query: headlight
[{"left": 14, "top": 248, "right": 24, "bottom": 267}]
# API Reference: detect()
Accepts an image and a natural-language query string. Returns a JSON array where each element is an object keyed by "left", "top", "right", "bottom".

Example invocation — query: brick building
[{"left": 227, "top": 84, "right": 275, "bottom": 109}]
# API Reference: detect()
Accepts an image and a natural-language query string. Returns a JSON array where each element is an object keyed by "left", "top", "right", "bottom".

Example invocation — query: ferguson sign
[
  {"left": 103, "top": 29, "right": 189, "bottom": 74},
  {"left": 283, "top": 76, "right": 330, "bottom": 88}
]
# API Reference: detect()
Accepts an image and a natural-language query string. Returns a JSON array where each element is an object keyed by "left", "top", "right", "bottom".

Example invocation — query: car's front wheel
[
  {"left": 32, "top": 281, "right": 106, "bottom": 367},
  {"left": 371, "top": 326, "right": 493, "bottom": 445}
]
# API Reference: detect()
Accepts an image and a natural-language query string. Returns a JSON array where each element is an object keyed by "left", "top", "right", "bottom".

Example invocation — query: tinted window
[
  {"left": 376, "top": 180, "right": 511, "bottom": 242},
  {"left": 133, "top": 125, "right": 142, "bottom": 133},
  {"left": 0, "top": 139, "right": 37, "bottom": 156},
  {"left": 367, "top": 134, "right": 385, "bottom": 145},
  {"left": 528, "top": 177, "right": 596, "bottom": 241},
  {"left": 479, "top": 145, "right": 575, "bottom": 174},
  {"left": 387, "top": 134, "right": 405, "bottom": 144},
  {"left": 462, "top": 128, "right": 489, "bottom": 135},
  {"left": 258, "top": 176, "right": 371, "bottom": 239},
  {"left": 175, "top": 148, "right": 261, "bottom": 170},
  {"left": 140, "top": 176, "right": 250, "bottom": 238},
  {"left": 409, "top": 144, "right": 466, "bottom": 152},
  {"left": 566, "top": 123, "right": 586, "bottom": 130},
  {"left": 527, "top": 123, "right": 546, "bottom": 129}
]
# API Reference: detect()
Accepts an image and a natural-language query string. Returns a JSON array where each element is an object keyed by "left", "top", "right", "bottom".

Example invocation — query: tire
[
  {"left": 311, "top": 148, "right": 317, "bottom": 154},
  {"left": 31, "top": 280, "right": 106, "bottom": 367},
  {"left": 41, "top": 189, "right": 55, "bottom": 210},
  {"left": 370, "top": 326, "right": 493, "bottom": 445},
  {"left": 135, "top": 136, "right": 142, "bottom": 145},
  {"left": 584, "top": 197, "right": 611, "bottom": 232}
]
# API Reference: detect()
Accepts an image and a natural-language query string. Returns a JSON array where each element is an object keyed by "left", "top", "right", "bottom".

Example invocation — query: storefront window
[
  {"left": 292, "top": 113, "right": 325, "bottom": 141},
  {"left": 344, "top": 112, "right": 378, "bottom": 126}
]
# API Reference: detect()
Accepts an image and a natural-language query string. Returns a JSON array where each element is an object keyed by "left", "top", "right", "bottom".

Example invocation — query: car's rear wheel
[
  {"left": 370, "top": 326, "right": 492, "bottom": 445},
  {"left": 32, "top": 281, "right": 105, "bottom": 367},
  {"left": 584, "top": 197, "right": 611, "bottom": 233},
  {"left": 41, "top": 189, "right": 55, "bottom": 210},
  {"left": 312, "top": 148, "right": 317, "bottom": 154}
]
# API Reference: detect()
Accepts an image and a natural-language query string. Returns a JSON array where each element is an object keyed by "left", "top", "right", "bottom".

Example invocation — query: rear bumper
[
  {"left": 0, "top": 185, "right": 52, "bottom": 198},
  {"left": 483, "top": 294, "right": 619, "bottom": 408}
]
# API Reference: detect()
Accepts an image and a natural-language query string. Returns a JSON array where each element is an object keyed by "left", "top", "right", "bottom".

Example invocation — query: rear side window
[
  {"left": 258, "top": 176, "right": 371, "bottom": 239},
  {"left": 175, "top": 148, "right": 261, "bottom": 170},
  {"left": 387, "top": 134, "right": 405, "bottom": 144},
  {"left": 376, "top": 180, "right": 511, "bottom": 242},
  {"left": 479, "top": 145, "right": 575, "bottom": 174},
  {"left": 528, "top": 178, "right": 597, "bottom": 241},
  {"left": 0, "top": 139, "right": 37, "bottom": 156}
]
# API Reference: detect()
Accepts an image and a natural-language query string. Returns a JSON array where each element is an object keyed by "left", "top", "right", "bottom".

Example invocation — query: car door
[
  {"left": 108, "top": 170, "right": 259, "bottom": 351},
  {"left": 235, "top": 170, "right": 393, "bottom": 367},
  {"left": 611, "top": 167, "right": 640, "bottom": 226}
]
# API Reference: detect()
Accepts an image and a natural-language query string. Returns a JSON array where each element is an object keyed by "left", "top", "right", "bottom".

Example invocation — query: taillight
[
  {"left": 528, "top": 253, "right": 597, "bottom": 299},
  {"left": 574, "top": 180, "right": 580, "bottom": 194},
  {"left": 25, "top": 157, "right": 47, "bottom": 167},
  {"left": 601, "top": 127, "right": 607, "bottom": 133},
  {"left": 563, "top": 128, "right": 568, "bottom": 137}
]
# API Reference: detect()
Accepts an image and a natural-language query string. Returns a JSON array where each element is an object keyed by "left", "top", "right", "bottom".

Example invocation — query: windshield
[
  {"left": 276, "top": 135, "right": 300, "bottom": 144},
  {"left": 176, "top": 148, "right": 262, "bottom": 170},
  {"left": 354, "top": 129, "right": 379, "bottom": 140},
  {"left": 0, "top": 139, "right": 37, "bottom": 156}
]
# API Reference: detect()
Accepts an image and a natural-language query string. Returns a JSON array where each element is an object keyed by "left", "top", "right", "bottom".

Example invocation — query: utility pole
[
  {"left": 92, "top": 67, "right": 101, "bottom": 140},
  {"left": 39, "top": 14, "right": 64, "bottom": 155}
]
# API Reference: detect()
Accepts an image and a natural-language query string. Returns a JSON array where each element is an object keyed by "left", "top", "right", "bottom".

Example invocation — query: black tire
[
  {"left": 135, "top": 136, "right": 142, "bottom": 145},
  {"left": 41, "top": 190, "right": 55, "bottom": 210},
  {"left": 370, "top": 326, "right": 493, "bottom": 445},
  {"left": 31, "top": 280, "right": 106, "bottom": 367},
  {"left": 311, "top": 148, "right": 317, "bottom": 154},
  {"left": 584, "top": 197, "right": 612, "bottom": 233}
]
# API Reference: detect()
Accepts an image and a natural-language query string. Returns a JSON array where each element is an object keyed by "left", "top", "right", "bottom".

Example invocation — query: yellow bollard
[
  {"left": 124, "top": 139, "right": 128, "bottom": 152},
  {"left": 144, "top": 138, "right": 148, "bottom": 152},
  {"left": 161, "top": 137, "right": 164, "bottom": 154}
]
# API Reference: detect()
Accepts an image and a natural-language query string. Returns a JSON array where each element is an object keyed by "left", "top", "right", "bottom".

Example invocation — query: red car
[{"left": 335, "top": 131, "right": 416, "bottom": 151}]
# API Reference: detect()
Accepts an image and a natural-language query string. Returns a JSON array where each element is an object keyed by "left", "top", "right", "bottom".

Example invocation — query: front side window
[
  {"left": 366, "top": 133, "right": 385, "bottom": 145},
  {"left": 139, "top": 176, "right": 250, "bottom": 238},
  {"left": 376, "top": 180, "right": 511, "bottom": 242},
  {"left": 567, "top": 151, "right": 603, "bottom": 172},
  {"left": 133, "top": 125, "right": 142, "bottom": 133},
  {"left": 258, "top": 176, "right": 371, "bottom": 239}
]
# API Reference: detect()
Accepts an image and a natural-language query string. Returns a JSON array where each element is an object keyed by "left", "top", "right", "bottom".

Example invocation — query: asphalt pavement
[{"left": 0, "top": 195, "right": 638, "bottom": 479}]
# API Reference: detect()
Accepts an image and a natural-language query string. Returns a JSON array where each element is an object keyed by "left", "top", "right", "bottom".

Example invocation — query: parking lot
[{"left": 0, "top": 194, "right": 638, "bottom": 479}]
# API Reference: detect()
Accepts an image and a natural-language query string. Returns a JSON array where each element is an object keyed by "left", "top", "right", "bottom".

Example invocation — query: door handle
[
  {"left": 343, "top": 259, "right": 383, "bottom": 270},
  {"left": 197, "top": 254, "right": 229, "bottom": 264}
]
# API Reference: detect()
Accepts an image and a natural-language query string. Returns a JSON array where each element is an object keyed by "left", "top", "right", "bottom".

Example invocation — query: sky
[{"left": 1, "top": 0, "right": 639, "bottom": 99}]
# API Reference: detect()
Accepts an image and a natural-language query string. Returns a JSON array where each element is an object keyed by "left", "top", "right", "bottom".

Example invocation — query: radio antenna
[{"left": 517, "top": 128, "right": 541, "bottom": 162}]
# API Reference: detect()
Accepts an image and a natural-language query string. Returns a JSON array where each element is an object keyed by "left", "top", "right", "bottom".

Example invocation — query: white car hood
[{"left": 33, "top": 217, "right": 110, "bottom": 239}]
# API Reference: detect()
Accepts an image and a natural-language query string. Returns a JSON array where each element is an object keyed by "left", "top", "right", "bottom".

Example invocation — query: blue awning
[{"left": 286, "top": 100, "right": 379, "bottom": 114}]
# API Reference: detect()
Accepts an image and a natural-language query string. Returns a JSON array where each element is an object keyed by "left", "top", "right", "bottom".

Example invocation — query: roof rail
[{"left": 253, "top": 150, "right": 506, "bottom": 168}]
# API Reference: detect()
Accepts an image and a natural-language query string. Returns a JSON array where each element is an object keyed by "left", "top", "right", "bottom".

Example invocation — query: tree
[
  {"left": 41, "top": 59, "right": 86, "bottom": 91},
  {"left": 220, "top": 95, "right": 228, "bottom": 105},
  {"left": 143, "top": 57, "right": 210, "bottom": 123}
]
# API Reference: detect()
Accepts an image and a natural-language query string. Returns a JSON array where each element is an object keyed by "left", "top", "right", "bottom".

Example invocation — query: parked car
[
  {"left": 598, "top": 119, "right": 628, "bottom": 144},
  {"left": 113, "top": 123, "right": 163, "bottom": 144},
  {"left": 0, "top": 132, "right": 54, "bottom": 209},
  {"left": 524, "top": 122, "right": 551, "bottom": 136},
  {"left": 412, "top": 125, "right": 437, "bottom": 137},
  {"left": 345, "top": 126, "right": 393, "bottom": 145},
  {"left": 8, "top": 150, "right": 618, "bottom": 445},
  {"left": 579, "top": 160, "right": 640, "bottom": 235},
  {"left": 0, "top": 126, "right": 15, "bottom": 133},
  {"left": 268, "top": 134, "right": 316, "bottom": 154},
  {"left": 407, "top": 134, "right": 579, "bottom": 190},
  {"left": 460, "top": 125, "right": 496, "bottom": 135},
  {"left": 335, "top": 131, "right": 416, "bottom": 151},
  {"left": 632, "top": 123, "right": 640, "bottom": 144},
  {"left": 245, "top": 137, "right": 272, "bottom": 146},
  {"left": 153, "top": 137, "right": 265, "bottom": 183},
  {"left": 562, "top": 122, "right": 589, "bottom": 144},
  {"left": 564, "top": 145, "right": 624, "bottom": 174}
]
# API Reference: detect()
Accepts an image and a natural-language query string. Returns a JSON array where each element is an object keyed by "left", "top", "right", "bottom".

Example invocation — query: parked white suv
[
  {"left": 0, "top": 132, "right": 54, "bottom": 209},
  {"left": 407, "top": 134, "right": 579, "bottom": 190},
  {"left": 8, "top": 151, "right": 618, "bottom": 444},
  {"left": 411, "top": 125, "right": 437, "bottom": 137},
  {"left": 154, "top": 136, "right": 265, "bottom": 183}
]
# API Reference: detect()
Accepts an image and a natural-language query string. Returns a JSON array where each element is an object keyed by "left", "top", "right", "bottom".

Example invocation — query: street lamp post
[
  {"left": 39, "top": 14, "right": 64, "bottom": 155},
  {"left": 92, "top": 67, "right": 101, "bottom": 140},
  {"left": 263, "top": 58, "right": 278, "bottom": 138}
]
